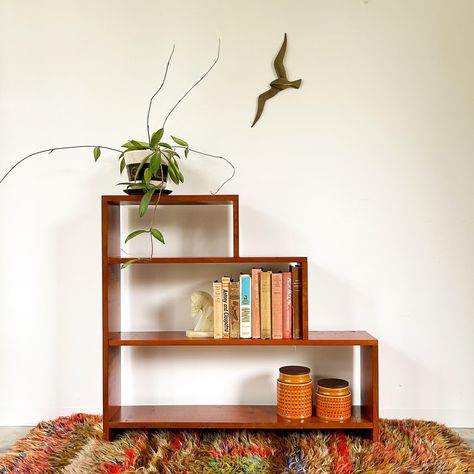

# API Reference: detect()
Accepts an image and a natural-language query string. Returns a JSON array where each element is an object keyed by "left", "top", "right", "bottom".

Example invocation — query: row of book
[{"left": 213, "top": 264, "right": 302, "bottom": 339}]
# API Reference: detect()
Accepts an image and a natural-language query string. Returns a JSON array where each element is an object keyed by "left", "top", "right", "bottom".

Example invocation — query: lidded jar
[
  {"left": 315, "top": 378, "right": 351, "bottom": 421},
  {"left": 277, "top": 366, "right": 313, "bottom": 419}
]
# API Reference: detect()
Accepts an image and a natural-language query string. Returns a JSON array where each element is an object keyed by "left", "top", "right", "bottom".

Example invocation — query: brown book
[
  {"left": 260, "top": 270, "right": 272, "bottom": 339},
  {"left": 229, "top": 280, "right": 240, "bottom": 338},
  {"left": 291, "top": 264, "right": 302, "bottom": 339},
  {"left": 271, "top": 272, "right": 283, "bottom": 339}
]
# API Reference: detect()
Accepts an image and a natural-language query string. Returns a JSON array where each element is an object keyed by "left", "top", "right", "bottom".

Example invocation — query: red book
[
  {"left": 271, "top": 272, "right": 283, "bottom": 339},
  {"left": 282, "top": 271, "right": 292, "bottom": 339},
  {"left": 251, "top": 268, "right": 262, "bottom": 338}
]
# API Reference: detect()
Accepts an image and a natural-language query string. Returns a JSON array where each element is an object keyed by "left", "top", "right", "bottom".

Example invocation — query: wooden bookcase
[{"left": 102, "top": 194, "right": 379, "bottom": 441}]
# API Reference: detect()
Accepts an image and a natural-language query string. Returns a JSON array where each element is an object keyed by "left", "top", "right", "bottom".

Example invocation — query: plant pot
[{"left": 125, "top": 150, "right": 168, "bottom": 191}]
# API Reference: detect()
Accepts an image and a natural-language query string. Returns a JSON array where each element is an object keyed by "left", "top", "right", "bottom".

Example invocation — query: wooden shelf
[
  {"left": 103, "top": 194, "right": 238, "bottom": 206},
  {"left": 109, "top": 405, "right": 373, "bottom": 429},
  {"left": 109, "top": 331, "right": 378, "bottom": 347},
  {"left": 107, "top": 256, "right": 307, "bottom": 264}
]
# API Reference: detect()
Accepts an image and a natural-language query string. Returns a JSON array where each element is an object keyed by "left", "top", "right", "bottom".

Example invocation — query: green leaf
[
  {"left": 121, "top": 141, "right": 138, "bottom": 150},
  {"left": 158, "top": 142, "right": 172, "bottom": 149},
  {"left": 124, "top": 229, "right": 148, "bottom": 243},
  {"left": 167, "top": 165, "right": 178, "bottom": 184},
  {"left": 171, "top": 136, "right": 188, "bottom": 147},
  {"left": 134, "top": 152, "right": 154, "bottom": 180},
  {"left": 132, "top": 140, "right": 150, "bottom": 148},
  {"left": 144, "top": 167, "right": 152, "bottom": 185},
  {"left": 150, "top": 128, "right": 164, "bottom": 147},
  {"left": 139, "top": 187, "right": 155, "bottom": 217},
  {"left": 121, "top": 258, "right": 139, "bottom": 270},
  {"left": 171, "top": 156, "right": 180, "bottom": 169},
  {"left": 93, "top": 147, "right": 101, "bottom": 161},
  {"left": 150, "top": 228, "right": 165, "bottom": 244},
  {"left": 150, "top": 151, "right": 161, "bottom": 177},
  {"left": 120, "top": 158, "right": 126, "bottom": 174},
  {"left": 122, "top": 140, "right": 150, "bottom": 150}
]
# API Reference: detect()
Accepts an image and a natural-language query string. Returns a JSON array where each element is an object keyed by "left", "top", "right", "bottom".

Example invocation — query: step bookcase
[{"left": 102, "top": 194, "right": 379, "bottom": 441}]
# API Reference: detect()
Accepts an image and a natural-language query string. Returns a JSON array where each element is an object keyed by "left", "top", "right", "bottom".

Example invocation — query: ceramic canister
[
  {"left": 315, "top": 378, "right": 351, "bottom": 421},
  {"left": 277, "top": 366, "right": 313, "bottom": 419}
]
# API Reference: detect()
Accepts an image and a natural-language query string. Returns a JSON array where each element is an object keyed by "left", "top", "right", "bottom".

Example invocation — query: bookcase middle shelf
[
  {"left": 107, "top": 257, "right": 306, "bottom": 264},
  {"left": 108, "top": 331, "right": 377, "bottom": 346}
]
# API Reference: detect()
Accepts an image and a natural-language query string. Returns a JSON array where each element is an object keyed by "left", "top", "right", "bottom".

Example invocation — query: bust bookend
[{"left": 186, "top": 291, "right": 214, "bottom": 338}]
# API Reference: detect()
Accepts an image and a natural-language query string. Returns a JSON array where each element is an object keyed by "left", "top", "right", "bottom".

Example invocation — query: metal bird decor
[{"left": 251, "top": 33, "right": 302, "bottom": 127}]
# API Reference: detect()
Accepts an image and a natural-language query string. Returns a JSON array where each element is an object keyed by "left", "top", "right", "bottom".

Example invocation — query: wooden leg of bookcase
[
  {"left": 103, "top": 425, "right": 113, "bottom": 442},
  {"left": 361, "top": 344, "right": 379, "bottom": 442}
]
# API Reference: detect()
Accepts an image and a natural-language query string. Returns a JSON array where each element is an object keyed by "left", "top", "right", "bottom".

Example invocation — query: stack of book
[{"left": 213, "top": 264, "right": 302, "bottom": 339}]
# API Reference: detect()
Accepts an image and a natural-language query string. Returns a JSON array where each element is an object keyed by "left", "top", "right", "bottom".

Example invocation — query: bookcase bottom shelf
[{"left": 107, "top": 405, "right": 373, "bottom": 430}]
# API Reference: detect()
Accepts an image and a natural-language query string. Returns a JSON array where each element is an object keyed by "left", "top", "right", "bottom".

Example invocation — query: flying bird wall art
[{"left": 251, "top": 33, "right": 302, "bottom": 127}]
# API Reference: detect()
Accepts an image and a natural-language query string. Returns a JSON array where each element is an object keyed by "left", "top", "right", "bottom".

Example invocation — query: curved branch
[
  {"left": 0, "top": 145, "right": 123, "bottom": 184},
  {"left": 162, "top": 39, "right": 220, "bottom": 129},
  {"left": 146, "top": 44, "right": 176, "bottom": 142}
]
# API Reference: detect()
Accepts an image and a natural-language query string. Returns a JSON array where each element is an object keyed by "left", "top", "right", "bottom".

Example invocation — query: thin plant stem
[
  {"left": 146, "top": 45, "right": 175, "bottom": 142},
  {"left": 162, "top": 39, "right": 220, "bottom": 129},
  {"left": 0, "top": 145, "right": 123, "bottom": 184}
]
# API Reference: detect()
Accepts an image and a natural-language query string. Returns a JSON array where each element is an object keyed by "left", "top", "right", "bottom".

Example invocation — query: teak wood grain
[
  {"left": 108, "top": 331, "right": 377, "bottom": 346},
  {"left": 108, "top": 405, "right": 373, "bottom": 430},
  {"left": 107, "top": 256, "right": 307, "bottom": 264},
  {"left": 102, "top": 200, "right": 122, "bottom": 440},
  {"left": 102, "top": 194, "right": 239, "bottom": 205},
  {"left": 101, "top": 194, "right": 379, "bottom": 442}
]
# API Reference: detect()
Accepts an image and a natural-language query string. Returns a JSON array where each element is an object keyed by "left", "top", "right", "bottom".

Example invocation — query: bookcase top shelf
[
  {"left": 109, "top": 331, "right": 377, "bottom": 346},
  {"left": 103, "top": 194, "right": 238, "bottom": 206}
]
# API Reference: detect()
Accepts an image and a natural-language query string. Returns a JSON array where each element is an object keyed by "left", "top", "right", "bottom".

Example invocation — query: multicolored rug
[{"left": 0, "top": 414, "right": 473, "bottom": 473}]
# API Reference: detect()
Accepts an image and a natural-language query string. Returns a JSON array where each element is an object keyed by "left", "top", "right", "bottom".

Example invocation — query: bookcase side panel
[
  {"left": 102, "top": 200, "right": 122, "bottom": 439},
  {"left": 232, "top": 196, "right": 239, "bottom": 257},
  {"left": 360, "top": 344, "right": 379, "bottom": 441}
]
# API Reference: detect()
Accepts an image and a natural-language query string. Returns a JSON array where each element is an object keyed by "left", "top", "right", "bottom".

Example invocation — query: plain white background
[{"left": 0, "top": 0, "right": 473, "bottom": 426}]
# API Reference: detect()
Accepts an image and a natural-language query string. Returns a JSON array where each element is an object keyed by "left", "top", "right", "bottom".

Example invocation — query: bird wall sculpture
[{"left": 251, "top": 33, "right": 302, "bottom": 127}]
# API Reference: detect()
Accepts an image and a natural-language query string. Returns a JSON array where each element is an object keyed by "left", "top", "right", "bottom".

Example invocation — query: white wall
[{"left": 1, "top": 0, "right": 473, "bottom": 426}]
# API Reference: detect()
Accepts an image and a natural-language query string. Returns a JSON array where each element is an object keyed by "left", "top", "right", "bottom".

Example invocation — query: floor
[{"left": 0, "top": 426, "right": 473, "bottom": 454}]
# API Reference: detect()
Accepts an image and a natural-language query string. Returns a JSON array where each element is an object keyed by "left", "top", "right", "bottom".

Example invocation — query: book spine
[
  {"left": 271, "top": 272, "right": 283, "bottom": 339},
  {"left": 221, "top": 276, "right": 231, "bottom": 338},
  {"left": 239, "top": 274, "right": 252, "bottom": 338},
  {"left": 213, "top": 281, "right": 223, "bottom": 339},
  {"left": 251, "top": 268, "right": 262, "bottom": 338},
  {"left": 282, "top": 271, "right": 292, "bottom": 339},
  {"left": 260, "top": 270, "right": 272, "bottom": 339},
  {"left": 229, "top": 280, "right": 240, "bottom": 338},
  {"left": 291, "top": 264, "right": 302, "bottom": 339}
]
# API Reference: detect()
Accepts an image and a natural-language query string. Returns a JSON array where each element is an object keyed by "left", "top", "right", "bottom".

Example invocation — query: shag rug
[{"left": 0, "top": 415, "right": 473, "bottom": 473}]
